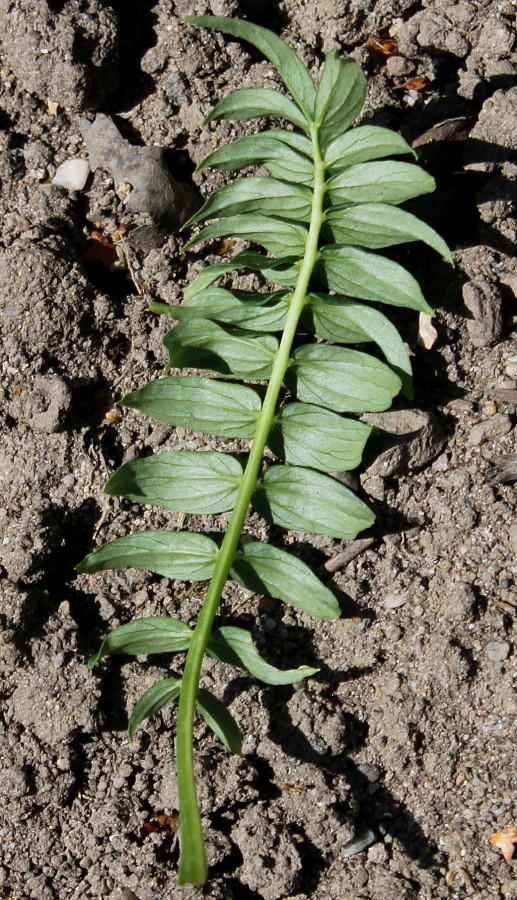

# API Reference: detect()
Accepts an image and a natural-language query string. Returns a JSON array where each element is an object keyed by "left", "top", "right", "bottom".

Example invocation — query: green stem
[{"left": 176, "top": 124, "right": 325, "bottom": 885}]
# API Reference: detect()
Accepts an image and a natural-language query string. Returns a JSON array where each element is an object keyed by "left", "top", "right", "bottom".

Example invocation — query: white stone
[{"left": 52, "top": 158, "right": 90, "bottom": 191}]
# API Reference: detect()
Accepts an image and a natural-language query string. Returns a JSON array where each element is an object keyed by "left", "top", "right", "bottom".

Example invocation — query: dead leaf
[
  {"left": 418, "top": 312, "right": 438, "bottom": 349},
  {"left": 412, "top": 116, "right": 476, "bottom": 148},
  {"left": 394, "top": 76, "right": 430, "bottom": 91},
  {"left": 81, "top": 230, "right": 119, "bottom": 270},
  {"left": 366, "top": 34, "right": 397, "bottom": 57},
  {"left": 47, "top": 99, "right": 59, "bottom": 116},
  {"left": 489, "top": 826, "right": 517, "bottom": 861},
  {"left": 217, "top": 238, "right": 237, "bottom": 255}
]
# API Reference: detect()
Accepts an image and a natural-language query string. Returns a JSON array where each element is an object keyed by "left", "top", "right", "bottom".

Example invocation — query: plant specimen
[{"left": 78, "top": 16, "right": 452, "bottom": 886}]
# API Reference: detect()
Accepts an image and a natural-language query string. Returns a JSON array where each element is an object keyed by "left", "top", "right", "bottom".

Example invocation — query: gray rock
[
  {"left": 468, "top": 413, "right": 512, "bottom": 446},
  {"left": 362, "top": 409, "right": 445, "bottom": 476},
  {"left": 463, "top": 279, "right": 503, "bottom": 348},
  {"left": 80, "top": 114, "right": 199, "bottom": 235}
]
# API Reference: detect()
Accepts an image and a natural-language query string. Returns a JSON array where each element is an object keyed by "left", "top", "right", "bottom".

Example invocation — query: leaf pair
[{"left": 80, "top": 533, "right": 341, "bottom": 619}]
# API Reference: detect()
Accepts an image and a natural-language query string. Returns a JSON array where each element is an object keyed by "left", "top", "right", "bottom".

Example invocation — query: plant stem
[{"left": 176, "top": 124, "right": 325, "bottom": 885}]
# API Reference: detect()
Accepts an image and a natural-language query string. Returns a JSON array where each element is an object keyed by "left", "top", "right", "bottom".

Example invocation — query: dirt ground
[{"left": 0, "top": 1, "right": 516, "bottom": 898}]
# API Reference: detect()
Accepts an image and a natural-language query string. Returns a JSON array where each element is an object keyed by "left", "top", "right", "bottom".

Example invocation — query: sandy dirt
[{"left": 0, "top": 1, "right": 516, "bottom": 898}]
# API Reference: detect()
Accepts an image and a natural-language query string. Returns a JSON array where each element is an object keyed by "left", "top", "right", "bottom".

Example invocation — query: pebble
[
  {"left": 505, "top": 359, "right": 517, "bottom": 379},
  {"left": 52, "top": 158, "right": 90, "bottom": 191},
  {"left": 382, "top": 592, "right": 407, "bottom": 609},
  {"left": 468, "top": 413, "right": 512, "bottom": 446},
  {"left": 342, "top": 825, "right": 376, "bottom": 857},
  {"left": 486, "top": 641, "right": 511, "bottom": 661},
  {"left": 386, "top": 55, "right": 414, "bottom": 76}
]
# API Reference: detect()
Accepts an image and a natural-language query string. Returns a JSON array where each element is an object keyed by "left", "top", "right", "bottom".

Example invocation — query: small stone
[
  {"left": 504, "top": 360, "right": 517, "bottom": 379},
  {"left": 468, "top": 413, "right": 512, "bottom": 446},
  {"left": 382, "top": 592, "right": 407, "bottom": 610},
  {"left": 481, "top": 400, "right": 497, "bottom": 417},
  {"left": 386, "top": 55, "right": 414, "bottom": 76},
  {"left": 53, "top": 158, "right": 90, "bottom": 191},
  {"left": 342, "top": 825, "right": 376, "bottom": 857},
  {"left": 486, "top": 641, "right": 511, "bottom": 662}
]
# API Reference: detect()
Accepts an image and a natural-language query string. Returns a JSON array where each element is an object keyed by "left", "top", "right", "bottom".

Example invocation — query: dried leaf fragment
[
  {"left": 366, "top": 34, "right": 397, "bottom": 56},
  {"left": 418, "top": 312, "right": 438, "bottom": 349},
  {"left": 394, "top": 76, "right": 430, "bottom": 91},
  {"left": 489, "top": 826, "right": 517, "bottom": 861}
]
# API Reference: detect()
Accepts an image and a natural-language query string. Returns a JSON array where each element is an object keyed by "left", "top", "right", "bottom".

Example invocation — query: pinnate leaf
[
  {"left": 268, "top": 401, "right": 372, "bottom": 472},
  {"left": 208, "top": 625, "right": 318, "bottom": 685},
  {"left": 186, "top": 16, "right": 317, "bottom": 119},
  {"left": 164, "top": 319, "right": 278, "bottom": 380},
  {"left": 325, "top": 124, "right": 415, "bottom": 172},
  {"left": 77, "top": 530, "right": 219, "bottom": 580},
  {"left": 286, "top": 344, "right": 402, "bottom": 413},
  {"left": 316, "top": 52, "right": 366, "bottom": 148},
  {"left": 254, "top": 465, "right": 375, "bottom": 539},
  {"left": 121, "top": 376, "right": 261, "bottom": 438},
  {"left": 231, "top": 541, "right": 340, "bottom": 618},
  {"left": 186, "top": 177, "right": 312, "bottom": 225},
  {"left": 104, "top": 450, "right": 243, "bottom": 514},
  {"left": 183, "top": 251, "right": 299, "bottom": 300},
  {"left": 204, "top": 87, "right": 309, "bottom": 130},
  {"left": 315, "top": 246, "right": 434, "bottom": 313},
  {"left": 304, "top": 295, "right": 413, "bottom": 397},
  {"left": 89, "top": 618, "right": 192, "bottom": 669},
  {"left": 327, "top": 160, "right": 435, "bottom": 206},
  {"left": 182, "top": 214, "right": 308, "bottom": 259},
  {"left": 129, "top": 677, "right": 181, "bottom": 742},
  {"left": 173, "top": 288, "right": 290, "bottom": 332},
  {"left": 196, "top": 689, "right": 242, "bottom": 754},
  {"left": 198, "top": 131, "right": 313, "bottom": 185},
  {"left": 323, "top": 202, "right": 453, "bottom": 262}
]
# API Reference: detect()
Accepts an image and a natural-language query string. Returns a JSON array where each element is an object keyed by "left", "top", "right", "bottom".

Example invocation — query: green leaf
[
  {"left": 268, "top": 401, "right": 372, "bottom": 472},
  {"left": 77, "top": 530, "right": 219, "bottom": 580},
  {"left": 89, "top": 618, "right": 192, "bottom": 670},
  {"left": 304, "top": 295, "right": 413, "bottom": 397},
  {"left": 327, "top": 160, "right": 435, "bottom": 206},
  {"left": 325, "top": 124, "right": 415, "bottom": 173},
  {"left": 231, "top": 541, "right": 340, "bottom": 619},
  {"left": 208, "top": 625, "right": 318, "bottom": 685},
  {"left": 197, "top": 131, "right": 313, "bottom": 185},
  {"left": 315, "top": 52, "right": 366, "bottom": 148},
  {"left": 128, "top": 677, "right": 181, "bottom": 742},
  {"left": 182, "top": 214, "right": 308, "bottom": 259},
  {"left": 174, "top": 288, "right": 290, "bottom": 332},
  {"left": 323, "top": 202, "right": 454, "bottom": 262},
  {"left": 186, "top": 177, "right": 312, "bottom": 226},
  {"left": 164, "top": 319, "right": 278, "bottom": 380},
  {"left": 254, "top": 465, "right": 375, "bottom": 539},
  {"left": 185, "top": 16, "right": 317, "bottom": 119},
  {"left": 315, "top": 246, "right": 434, "bottom": 314},
  {"left": 285, "top": 344, "right": 402, "bottom": 413},
  {"left": 183, "top": 251, "right": 299, "bottom": 300},
  {"left": 104, "top": 450, "right": 243, "bottom": 514},
  {"left": 121, "top": 376, "right": 261, "bottom": 438},
  {"left": 204, "top": 87, "right": 309, "bottom": 130},
  {"left": 196, "top": 689, "right": 242, "bottom": 754}
]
